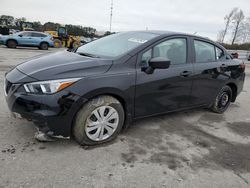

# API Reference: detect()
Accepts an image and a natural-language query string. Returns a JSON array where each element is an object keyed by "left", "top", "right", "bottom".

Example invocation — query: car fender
[
  {"left": 71, "top": 87, "right": 133, "bottom": 128},
  {"left": 81, "top": 87, "right": 131, "bottom": 112},
  {"left": 6, "top": 37, "right": 18, "bottom": 45}
]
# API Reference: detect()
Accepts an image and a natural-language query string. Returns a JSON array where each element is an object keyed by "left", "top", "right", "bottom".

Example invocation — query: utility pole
[{"left": 109, "top": 0, "right": 113, "bottom": 32}]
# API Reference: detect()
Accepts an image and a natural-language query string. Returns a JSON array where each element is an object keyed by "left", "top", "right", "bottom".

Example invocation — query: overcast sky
[{"left": 1, "top": 0, "right": 250, "bottom": 41}]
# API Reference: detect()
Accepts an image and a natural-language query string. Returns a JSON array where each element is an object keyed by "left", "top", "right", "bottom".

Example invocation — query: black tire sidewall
[
  {"left": 7, "top": 40, "right": 17, "bottom": 48},
  {"left": 212, "top": 86, "right": 232, "bottom": 113},
  {"left": 40, "top": 42, "right": 48, "bottom": 50},
  {"left": 73, "top": 96, "right": 125, "bottom": 146}
]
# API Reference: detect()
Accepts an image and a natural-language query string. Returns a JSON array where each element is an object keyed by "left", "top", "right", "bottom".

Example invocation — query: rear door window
[
  {"left": 194, "top": 40, "right": 216, "bottom": 63},
  {"left": 21, "top": 32, "right": 32, "bottom": 37},
  {"left": 32, "top": 33, "right": 46, "bottom": 37}
]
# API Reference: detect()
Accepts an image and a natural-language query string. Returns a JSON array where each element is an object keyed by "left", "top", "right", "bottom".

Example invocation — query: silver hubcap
[
  {"left": 221, "top": 93, "right": 229, "bottom": 106},
  {"left": 85, "top": 106, "right": 119, "bottom": 141}
]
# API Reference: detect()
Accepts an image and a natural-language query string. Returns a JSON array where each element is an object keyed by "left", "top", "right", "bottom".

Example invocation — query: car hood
[{"left": 16, "top": 51, "right": 113, "bottom": 81}]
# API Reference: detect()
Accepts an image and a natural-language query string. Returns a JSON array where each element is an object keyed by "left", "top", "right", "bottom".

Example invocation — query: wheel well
[
  {"left": 40, "top": 41, "right": 49, "bottom": 46},
  {"left": 70, "top": 93, "right": 129, "bottom": 137},
  {"left": 104, "top": 93, "right": 127, "bottom": 113},
  {"left": 82, "top": 93, "right": 128, "bottom": 128},
  {"left": 227, "top": 83, "right": 237, "bottom": 102},
  {"left": 93, "top": 93, "right": 127, "bottom": 119},
  {"left": 6, "top": 39, "right": 17, "bottom": 45}
]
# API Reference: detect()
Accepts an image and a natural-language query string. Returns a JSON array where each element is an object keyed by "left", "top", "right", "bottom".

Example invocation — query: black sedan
[{"left": 4, "top": 31, "right": 245, "bottom": 145}]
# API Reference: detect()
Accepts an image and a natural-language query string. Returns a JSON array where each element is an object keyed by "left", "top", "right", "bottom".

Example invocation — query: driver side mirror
[
  {"left": 18, "top": 34, "right": 23, "bottom": 37},
  {"left": 143, "top": 57, "right": 171, "bottom": 74}
]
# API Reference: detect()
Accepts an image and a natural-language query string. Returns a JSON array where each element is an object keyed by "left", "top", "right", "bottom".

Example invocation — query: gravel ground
[{"left": 0, "top": 45, "right": 250, "bottom": 188}]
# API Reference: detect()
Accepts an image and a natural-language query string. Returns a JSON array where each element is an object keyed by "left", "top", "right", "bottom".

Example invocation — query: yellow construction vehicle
[{"left": 45, "top": 27, "right": 81, "bottom": 48}]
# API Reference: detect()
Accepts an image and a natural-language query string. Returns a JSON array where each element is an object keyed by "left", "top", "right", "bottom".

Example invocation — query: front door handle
[{"left": 180, "top": 71, "right": 192, "bottom": 77}]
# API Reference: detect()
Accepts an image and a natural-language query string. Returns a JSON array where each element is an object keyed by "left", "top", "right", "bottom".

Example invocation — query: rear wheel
[
  {"left": 39, "top": 42, "right": 48, "bottom": 50},
  {"left": 6, "top": 40, "right": 17, "bottom": 48},
  {"left": 211, "top": 86, "right": 232, "bottom": 113},
  {"left": 73, "top": 95, "right": 125, "bottom": 146}
]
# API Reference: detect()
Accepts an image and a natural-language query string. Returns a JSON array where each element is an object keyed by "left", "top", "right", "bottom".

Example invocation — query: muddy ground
[{"left": 0, "top": 46, "right": 250, "bottom": 188}]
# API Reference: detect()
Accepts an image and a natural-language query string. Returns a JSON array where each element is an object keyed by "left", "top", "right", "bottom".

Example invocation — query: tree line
[
  {"left": 1, "top": 12, "right": 250, "bottom": 50},
  {"left": 217, "top": 8, "right": 250, "bottom": 50},
  {"left": 0, "top": 15, "right": 111, "bottom": 37}
]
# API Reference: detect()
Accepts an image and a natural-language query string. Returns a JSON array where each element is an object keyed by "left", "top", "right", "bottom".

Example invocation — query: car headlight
[{"left": 23, "top": 78, "right": 81, "bottom": 94}]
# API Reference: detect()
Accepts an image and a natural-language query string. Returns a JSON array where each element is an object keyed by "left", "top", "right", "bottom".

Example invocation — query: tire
[
  {"left": 211, "top": 85, "right": 232, "bottom": 113},
  {"left": 73, "top": 95, "right": 125, "bottom": 146},
  {"left": 6, "top": 40, "right": 17, "bottom": 48},
  {"left": 39, "top": 42, "right": 48, "bottom": 50},
  {"left": 73, "top": 41, "right": 80, "bottom": 49},
  {"left": 53, "top": 39, "right": 62, "bottom": 48}
]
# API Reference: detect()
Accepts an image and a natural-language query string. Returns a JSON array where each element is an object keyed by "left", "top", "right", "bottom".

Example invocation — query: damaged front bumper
[{"left": 4, "top": 70, "right": 88, "bottom": 137}]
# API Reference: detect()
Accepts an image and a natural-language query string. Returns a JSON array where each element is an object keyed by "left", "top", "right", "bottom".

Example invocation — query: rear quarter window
[
  {"left": 216, "top": 47, "right": 224, "bottom": 60},
  {"left": 32, "top": 33, "right": 47, "bottom": 37}
]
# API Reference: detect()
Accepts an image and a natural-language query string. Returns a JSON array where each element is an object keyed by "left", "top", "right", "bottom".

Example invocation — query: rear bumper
[
  {"left": 4, "top": 78, "right": 87, "bottom": 137},
  {"left": 50, "top": 43, "right": 54, "bottom": 47},
  {"left": 47, "top": 41, "right": 54, "bottom": 47}
]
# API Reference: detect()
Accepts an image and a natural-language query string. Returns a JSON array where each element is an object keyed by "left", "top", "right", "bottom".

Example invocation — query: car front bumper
[{"left": 4, "top": 77, "right": 86, "bottom": 137}]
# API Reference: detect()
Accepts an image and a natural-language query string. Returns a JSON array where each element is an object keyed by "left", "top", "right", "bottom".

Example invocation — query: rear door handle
[{"left": 180, "top": 71, "right": 192, "bottom": 77}]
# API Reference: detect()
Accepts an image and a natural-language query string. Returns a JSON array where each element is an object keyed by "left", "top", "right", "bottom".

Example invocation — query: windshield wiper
[{"left": 76, "top": 52, "right": 100, "bottom": 58}]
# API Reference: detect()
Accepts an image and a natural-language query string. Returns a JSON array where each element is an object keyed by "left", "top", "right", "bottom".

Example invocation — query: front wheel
[
  {"left": 211, "top": 85, "right": 232, "bottom": 113},
  {"left": 39, "top": 42, "right": 48, "bottom": 50},
  {"left": 7, "top": 40, "right": 17, "bottom": 48},
  {"left": 73, "top": 95, "right": 125, "bottom": 146}
]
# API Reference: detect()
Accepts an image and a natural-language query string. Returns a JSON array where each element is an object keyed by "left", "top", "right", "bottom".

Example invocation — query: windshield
[{"left": 76, "top": 32, "right": 159, "bottom": 58}]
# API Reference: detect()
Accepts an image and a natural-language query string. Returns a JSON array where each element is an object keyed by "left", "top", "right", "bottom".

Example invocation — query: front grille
[{"left": 4, "top": 79, "right": 12, "bottom": 95}]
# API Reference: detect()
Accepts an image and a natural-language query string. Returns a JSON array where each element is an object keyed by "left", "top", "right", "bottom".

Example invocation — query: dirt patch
[
  {"left": 227, "top": 122, "right": 250, "bottom": 137},
  {"left": 192, "top": 141, "right": 250, "bottom": 174},
  {"left": 147, "top": 151, "right": 186, "bottom": 170},
  {"left": 198, "top": 112, "right": 225, "bottom": 124},
  {"left": 2, "top": 145, "right": 16, "bottom": 154},
  {"left": 121, "top": 113, "right": 250, "bottom": 173},
  {"left": 121, "top": 153, "right": 138, "bottom": 163}
]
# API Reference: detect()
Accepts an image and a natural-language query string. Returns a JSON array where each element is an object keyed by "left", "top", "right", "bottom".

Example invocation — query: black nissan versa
[{"left": 4, "top": 31, "right": 245, "bottom": 145}]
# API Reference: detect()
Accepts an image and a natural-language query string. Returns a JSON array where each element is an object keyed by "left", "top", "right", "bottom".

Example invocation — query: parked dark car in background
[
  {"left": 0, "top": 31, "right": 54, "bottom": 50},
  {"left": 4, "top": 31, "right": 245, "bottom": 145}
]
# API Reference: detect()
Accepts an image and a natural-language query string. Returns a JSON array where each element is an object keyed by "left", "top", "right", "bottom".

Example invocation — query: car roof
[
  {"left": 127, "top": 30, "right": 213, "bottom": 41},
  {"left": 20, "top": 31, "right": 48, "bottom": 35},
  {"left": 126, "top": 30, "right": 224, "bottom": 49},
  {"left": 121, "top": 30, "right": 227, "bottom": 58}
]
